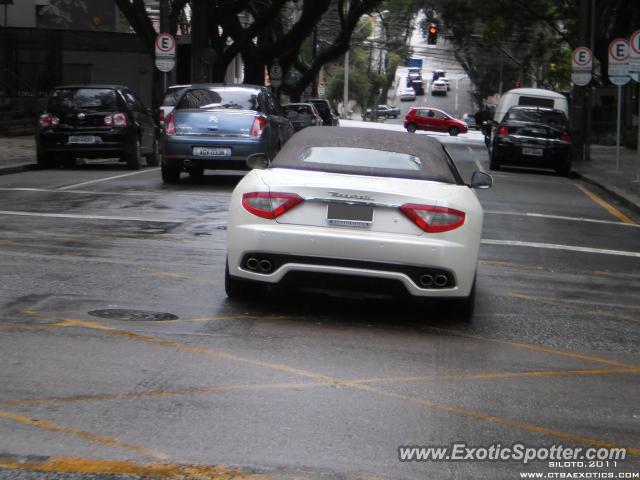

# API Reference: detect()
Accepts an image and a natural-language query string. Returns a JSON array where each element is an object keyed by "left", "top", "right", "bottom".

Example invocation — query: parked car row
[
  {"left": 35, "top": 83, "right": 342, "bottom": 180},
  {"left": 363, "top": 104, "right": 401, "bottom": 120}
]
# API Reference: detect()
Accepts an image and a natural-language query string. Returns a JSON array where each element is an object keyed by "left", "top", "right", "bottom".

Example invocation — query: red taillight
[
  {"left": 165, "top": 112, "right": 176, "bottom": 135},
  {"left": 399, "top": 204, "right": 466, "bottom": 233},
  {"left": 104, "top": 112, "right": 127, "bottom": 127},
  {"left": 498, "top": 126, "right": 509, "bottom": 137},
  {"left": 159, "top": 108, "right": 165, "bottom": 124},
  {"left": 560, "top": 132, "right": 572, "bottom": 142},
  {"left": 250, "top": 115, "right": 269, "bottom": 137},
  {"left": 242, "top": 192, "right": 303, "bottom": 219},
  {"left": 39, "top": 114, "right": 58, "bottom": 128}
]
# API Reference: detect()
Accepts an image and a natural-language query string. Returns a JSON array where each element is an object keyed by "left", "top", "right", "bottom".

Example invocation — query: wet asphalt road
[{"left": 0, "top": 132, "right": 639, "bottom": 480}]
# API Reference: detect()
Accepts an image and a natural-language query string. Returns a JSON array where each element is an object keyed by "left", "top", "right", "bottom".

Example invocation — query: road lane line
[
  {"left": 4, "top": 368, "right": 636, "bottom": 409},
  {"left": 482, "top": 239, "right": 640, "bottom": 259},
  {"left": 56, "top": 168, "right": 160, "bottom": 190},
  {"left": 0, "top": 410, "right": 168, "bottom": 460},
  {"left": 0, "top": 454, "right": 304, "bottom": 479},
  {"left": 42, "top": 316, "right": 640, "bottom": 454},
  {"left": 0, "top": 210, "right": 182, "bottom": 223},
  {"left": 576, "top": 183, "right": 637, "bottom": 225},
  {"left": 485, "top": 210, "right": 640, "bottom": 227}
]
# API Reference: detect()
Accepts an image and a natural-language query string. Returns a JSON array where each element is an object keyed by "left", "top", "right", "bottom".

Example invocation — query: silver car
[
  {"left": 161, "top": 84, "right": 294, "bottom": 183},
  {"left": 283, "top": 103, "right": 323, "bottom": 131}
]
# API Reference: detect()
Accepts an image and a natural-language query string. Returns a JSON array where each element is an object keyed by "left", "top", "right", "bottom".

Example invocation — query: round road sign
[
  {"left": 629, "top": 30, "right": 640, "bottom": 82},
  {"left": 608, "top": 38, "right": 629, "bottom": 85},
  {"left": 155, "top": 33, "right": 176, "bottom": 57},
  {"left": 572, "top": 47, "right": 592, "bottom": 68}
]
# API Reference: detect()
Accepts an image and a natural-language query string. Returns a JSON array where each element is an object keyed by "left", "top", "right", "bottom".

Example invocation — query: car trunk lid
[
  {"left": 173, "top": 109, "right": 258, "bottom": 136},
  {"left": 256, "top": 168, "right": 464, "bottom": 236}
]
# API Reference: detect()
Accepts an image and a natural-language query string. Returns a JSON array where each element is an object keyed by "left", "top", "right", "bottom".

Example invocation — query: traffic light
[{"left": 427, "top": 24, "right": 438, "bottom": 45}]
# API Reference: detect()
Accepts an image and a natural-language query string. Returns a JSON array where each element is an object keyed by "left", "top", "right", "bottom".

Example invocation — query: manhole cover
[{"left": 87, "top": 309, "right": 178, "bottom": 321}]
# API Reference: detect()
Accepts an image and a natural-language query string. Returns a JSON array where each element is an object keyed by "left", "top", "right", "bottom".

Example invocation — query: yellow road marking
[
  {"left": 0, "top": 455, "right": 270, "bottom": 480},
  {"left": 57, "top": 319, "right": 342, "bottom": 385},
  {"left": 137, "top": 267, "right": 192, "bottom": 279},
  {"left": 511, "top": 292, "right": 640, "bottom": 325},
  {"left": 3, "top": 368, "right": 638, "bottom": 409},
  {"left": 42, "top": 317, "right": 640, "bottom": 455},
  {"left": 429, "top": 325, "right": 640, "bottom": 370},
  {"left": 0, "top": 410, "right": 168, "bottom": 460},
  {"left": 480, "top": 260, "right": 544, "bottom": 271},
  {"left": 0, "top": 382, "right": 321, "bottom": 407},
  {"left": 0, "top": 239, "right": 16, "bottom": 245},
  {"left": 576, "top": 184, "right": 637, "bottom": 225},
  {"left": 341, "top": 382, "right": 640, "bottom": 456},
  {"left": 351, "top": 368, "right": 640, "bottom": 385}
]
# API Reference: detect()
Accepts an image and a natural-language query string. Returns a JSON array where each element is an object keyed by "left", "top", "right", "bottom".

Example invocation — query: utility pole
[
  {"left": 311, "top": 26, "right": 318, "bottom": 97},
  {"left": 342, "top": 0, "right": 349, "bottom": 119},
  {"left": 570, "top": 0, "right": 590, "bottom": 163}
]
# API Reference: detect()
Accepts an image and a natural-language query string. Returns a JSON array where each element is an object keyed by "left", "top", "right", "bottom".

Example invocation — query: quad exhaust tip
[
  {"left": 246, "top": 257, "right": 259, "bottom": 270},
  {"left": 258, "top": 259, "right": 272, "bottom": 273},
  {"left": 434, "top": 274, "right": 448, "bottom": 287},
  {"left": 419, "top": 274, "right": 434, "bottom": 287}
]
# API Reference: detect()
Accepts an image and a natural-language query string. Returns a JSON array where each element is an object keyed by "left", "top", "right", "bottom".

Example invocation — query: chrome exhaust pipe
[
  {"left": 434, "top": 274, "right": 448, "bottom": 287},
  {"left": 258, "top": 259, "right": 272, "bottom": 273},
  {"left": 419, "top": 274, "right": 434, "bottom": 287},
  {"left": 246, "top": 257, "right": 259, "bottom": 270}
]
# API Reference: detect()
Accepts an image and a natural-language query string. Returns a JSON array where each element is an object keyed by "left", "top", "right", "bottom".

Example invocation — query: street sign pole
[
  {"left": 608, "top": 38, "right": 630, "bottom": 171},
  {"left": 630, "top": 30, "right": 640, "bottom": 183},
  {"left": 616, "top": 84, "right": 622, "bottom": 170}
]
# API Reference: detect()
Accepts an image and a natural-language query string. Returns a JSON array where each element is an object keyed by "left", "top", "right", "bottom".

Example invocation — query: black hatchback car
[
  {"left": 489, "top": 106, "right": 572, "bottom": 176},
  {"left": 36, "top": 85, "right": 159, "bottom": 169}
]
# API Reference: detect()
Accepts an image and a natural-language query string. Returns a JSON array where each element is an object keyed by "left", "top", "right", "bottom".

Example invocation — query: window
[
  {"left": 176, "top": 87, "right": 259, "bottom": 110},
  {"left": 48, "top": 88, "right": 117, "bottom": 111},
  {"left": 300, "top": 147, "right": 421, "bottom": 171}
]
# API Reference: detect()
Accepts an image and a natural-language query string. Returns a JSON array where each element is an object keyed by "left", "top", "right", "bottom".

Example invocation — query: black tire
[
  {"left": 448, "top": 126, "right": 459, "bottom": 136},
  {"left": 225, "top": 261, "right": 258, "bottom": 299},
  {"left": 489, "top": 146, "right": 501, "bottom": 171},
  {"left": 146, "top": 137, "right": 159, "bottom": 167},
  {"left": 36, "top": 149, "right": 56, "bottom": 168},
  {"left": 450, "top": 276, "right": 476, "bottom": 322},
  {"left": 126, "top": 138, "right": 142, "bottom": 170},
  {"left": 556, "top": 158, "right": 572, "bottom": 177},
  {"left": 406, "top": 123, "right": 417, "bottom": 133},
  {"left": 161, "top": 161, "right": 181, "bottom": 184},
  {"left": 188, "top": 166, "right": 205, "bottom": 177}
]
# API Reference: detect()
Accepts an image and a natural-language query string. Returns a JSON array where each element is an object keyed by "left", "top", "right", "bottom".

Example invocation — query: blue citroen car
[{"left": 161, "top": 84, "right": 294, "bottom": 183}]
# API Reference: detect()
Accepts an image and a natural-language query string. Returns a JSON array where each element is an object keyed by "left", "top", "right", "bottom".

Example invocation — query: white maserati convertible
[{"left": 225, "top": 127, "right": 492, "bottom": 320}]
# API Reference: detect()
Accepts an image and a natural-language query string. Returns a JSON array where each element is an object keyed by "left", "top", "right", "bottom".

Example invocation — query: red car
[{"left": 404, "top": 107, "right": 468, "bottom": 136}]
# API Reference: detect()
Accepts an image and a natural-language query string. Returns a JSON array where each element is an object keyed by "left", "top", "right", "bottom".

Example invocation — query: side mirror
[
  {"left": 246, "top": 153, "right": 269, "bottom": 170},
  {"left": 470, "top": 171, "right": 492, "bottom": 189}
]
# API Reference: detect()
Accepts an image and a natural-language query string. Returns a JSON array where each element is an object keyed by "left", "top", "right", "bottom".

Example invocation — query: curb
[
  {"left": 573, "top": 170, "right": 640, "bottom": 217},
  {"left": 0, "top": 163, "right": 39, "bottom": 176}
]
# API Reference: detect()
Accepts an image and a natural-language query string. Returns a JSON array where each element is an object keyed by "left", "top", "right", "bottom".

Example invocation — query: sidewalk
[
  {"left": 573, "top": 145, "right": 640, "bottom": 215},
  {"left": 0, "top": 134, "right": 639, "bottom": 214}
]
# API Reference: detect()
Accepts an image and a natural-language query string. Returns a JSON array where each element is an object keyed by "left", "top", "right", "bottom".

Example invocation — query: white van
[{"left": 494, "top": 88, "right": 569, "bottom": 123}]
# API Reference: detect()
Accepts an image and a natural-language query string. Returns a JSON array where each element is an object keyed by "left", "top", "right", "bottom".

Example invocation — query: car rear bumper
[
  {"left": 495, "top": 140, "right": 570, "bottom": 166},
  {"left": 37, "top": 129, "right": 132, "bottom": 158},
  {"left": 162, "top": 135, "right": 267, "bottom": 170},
  {"left": 227, "top": 223, "right": 479, "bottom": 297}
]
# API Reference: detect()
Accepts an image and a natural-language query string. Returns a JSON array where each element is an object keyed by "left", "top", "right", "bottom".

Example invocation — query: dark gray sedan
[{"left": 161, "top": 84, "right": 294, "bottom": 183}]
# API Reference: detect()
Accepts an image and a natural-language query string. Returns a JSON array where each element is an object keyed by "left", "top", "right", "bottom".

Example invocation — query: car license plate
[
  {"left": 192, "top": 147, "right": 231, "bottom": 157},
  {"left": 522, "top": 147, "right": 543, "bottom": 156},
  {"left": 327, "top": 203, "right": 373, "bottom": 228},
  {"left": 68, "top": 136, "right": 97, "bottom": 144}
]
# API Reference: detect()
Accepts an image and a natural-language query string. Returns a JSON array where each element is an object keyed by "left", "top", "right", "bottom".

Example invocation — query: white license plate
[
  {"left": 522, "top": 147, "right": 543, "bottom": 156},
  {"left": 193, "top": 147, "right": 231, "bottom": 157},
  {"left": 327, "top": 203, "right": 373, "bottom": 228},
  {"left": 68, "top": 136, "right": 97, "bottom": 144}
]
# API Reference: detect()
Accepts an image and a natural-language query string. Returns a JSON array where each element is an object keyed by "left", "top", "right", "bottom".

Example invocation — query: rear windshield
[
  {"left": 48, "top": 88, "right": 117, "bottom": 111},
  {"left": 309, "top": 101, "right": 330, "bottom": 114},
  {"left": 284, "top": 105, "right": 313, "bottom": 115},
  {"left": 272, "top": 145, "right": 457, "bottom": 183},
  {"left": 176, "top": 87, "right": 259, "bottom": 110},
  {"left": 517, "top": 96, "right": 555, "bottom": 109},
  {"left": 162, "top": 87, "right": 189, "bottom": 107},
  {"left": 505, "top": 108, "right": 568, "bottom": 127}
]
